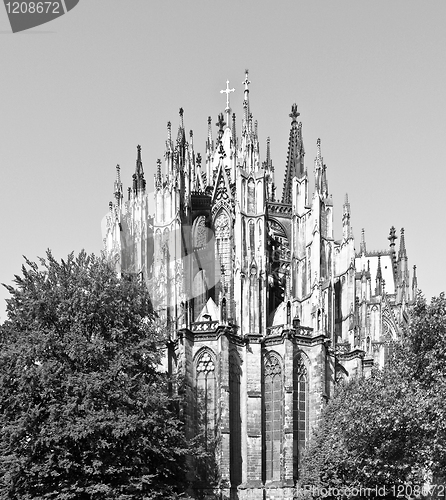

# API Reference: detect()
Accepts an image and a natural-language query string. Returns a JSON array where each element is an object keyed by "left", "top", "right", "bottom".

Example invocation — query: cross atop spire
[{"left": 220, "top": 80, "right": 235, "bottom": 110}]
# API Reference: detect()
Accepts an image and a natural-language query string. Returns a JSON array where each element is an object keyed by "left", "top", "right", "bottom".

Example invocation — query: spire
[
  {"left": 134, "top": 145, "right": 146, "bottom": 194},
  {"left": 388, "top": 226, "right": 398, "bottom": 277},
  {"left": 167, "top": 121, "right": 172, "bottom": 144},
  {"left": 231, "top": 112, "right": 237, "bottom": 147},
  {"left": 342, "top": 193, "right": 351, "bottom": 240},
  {"left": 155, "top": 159, "right": 162, "bottom": 188},
  {"left": 135, "top": 145, "right": 143, "bottom": 177},
  {"left": 282, "top": 103, "right": 305, "bottom": 204},
  {"left": 207, "top": 115, "right": 213, "bottom": 152},
  {"left": 114, "top": 164, "right": 122, "bottom": 205},
  {"left": 242, "top": 69, "right": 251, "bottom": 128},
  {"left": 375, "top": 253, "right": 383, "bottom": 295},
  {"left": 360, "top": 228, "right": 366, "bottom": 254},
  {"left": 398, "top": 227, "right": 407, "bottom": 259},
  {"left": 266, "top": 136, "right": 271, "bottom": 169},
  {"left": 412, "top": 265, "right": 418, "bottom": 298},
  {"left": 177, "top": 108, "right": 185, "bottom": 146}
]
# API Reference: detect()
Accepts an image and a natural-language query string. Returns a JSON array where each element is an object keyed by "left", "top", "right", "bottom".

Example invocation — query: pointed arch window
[
  {"left": 192, "top": 270, "right": 207, "bottom": 320},
  {"left": 196, "top": 351, "right": 216, "bottom": 448},
  {"left": 293, "top": 357, "right": 309, "bottom": 479},
  {"left": 229, "top": 353, "right": 242, "bottom": 486},
  {"left": 264, "top": 353, "right": 282, "bottom": 481},
  {"left": 193, "top": 216, "right": 208, "bottom": 250},
  {"left": 247, "top": 178, "right": 255, "bottom": 213}
]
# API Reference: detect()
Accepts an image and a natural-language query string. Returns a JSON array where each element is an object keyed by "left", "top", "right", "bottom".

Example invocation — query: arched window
[
  {"left": 293, "top": 357, "right": 308, "bottom": 479},
  {"left": 229, "top": 353, "right": 242, "bottom": 486},
  {"left": 192, "top": 270, "right": 207, "bottom": 320},
  {"left": 264, "top": 353, "right": 282, "bottom": 481},
  {"left": 247, "top": 178, "right": 255, "bottom": 213},
  {"left": 196, "top": 351, "right": 216, "bottom": 448},
  {"left": 193, "top": 216, "right": 208, "bottom": 250},
  {"left": 249, "top": 221, "right": 255, "bottom": 252}
]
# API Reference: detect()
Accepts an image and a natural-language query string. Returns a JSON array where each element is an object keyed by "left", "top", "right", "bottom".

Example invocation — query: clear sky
[{"left": 0, "top": 1, "right": 445, "bottom": 320}]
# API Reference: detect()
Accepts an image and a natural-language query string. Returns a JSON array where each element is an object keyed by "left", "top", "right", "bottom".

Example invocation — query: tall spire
[
  {"left": 177, "top": 108, "right": 185, "bottom": 146},
  {"left": 388, "top": 226, "right": 398, "bottom": 277},
  {"left": 266, "top": 136, "right": 271, "bottom": 168},
  {"left": 133, "top": 145, "right": 146, "bottom": 194},
  {"left": 242, "top": 69, "right": 251, "bottom": 128},
  {"left": 231, "top": 112, "right": 237, "bottom": 147},
  {"left": 398, "top": 227, "right": 407, "bottom": 259},
  {"left": 207, "top": 116, "right": 213, "bottom": 150},
  {"left": 282, "top": 103, "right": 305, "bottom": 204},
  {"left": 412, "top": 265, "right": 418, "bottom": 299},
  {"left": 155, "top": 159, "right": 162, "bottom": 188},
  {"left": 375, "top": 253, "right": 383, "bottom": 295},
  {"left": 342, "top": 193, "right": 351, "bottom": 240},
  {"left": 360, "top": 228, "right": 366, "bottom": 254},
  {"left": 114, "top": 164, "right": 122, "bottom": 206}
]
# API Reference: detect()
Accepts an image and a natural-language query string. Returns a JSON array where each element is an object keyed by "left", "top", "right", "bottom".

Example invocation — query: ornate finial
[
  {"left": 137, "top": 144, "right": 142, "bottom": 159},
  {"left": 289, "top": 103, "right": 300, "bottom": 123},
  {"left": 243, "top": 69, "right": 250, "bottom": 91},
  {"left": 216, "top": 113, "right": 226, "bottom": 133},
  {"left": 116, "top": 164, "right": 121, "bottom": 183},
  {"left": 179, "top": 107, "right": 184, "bottom": 117},
  {"left": 220, "top": 80, "right": 235, "bottom": 110},
  {"left": 388, "top": 226, "right": 397, "bottom": 242}
]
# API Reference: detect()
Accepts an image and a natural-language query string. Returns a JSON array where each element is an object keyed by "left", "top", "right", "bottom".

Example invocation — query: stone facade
[{"left": 103, "top": 71, "right": 416, "bottom": 499}]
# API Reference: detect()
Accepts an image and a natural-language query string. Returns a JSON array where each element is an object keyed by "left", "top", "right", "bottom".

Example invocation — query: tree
[
  {"left": 300, "top": 293, "right": 446, "bottom": 497},
  {"left": 0, "top": 250, "right": 191, "bottom": 500}
]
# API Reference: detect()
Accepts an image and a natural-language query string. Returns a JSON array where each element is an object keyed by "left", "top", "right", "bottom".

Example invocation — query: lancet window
[
  {"left": 293, "top": 357, "right": 308, "bottom": 479},
  {"left": 196, "top": 350, "right": 216, "bottom": 447},
  {"left": 229, "top": 353, "right": 242, "bottom": 485},
  {"left": 264, "top": 353, "right": 282, "bottom": 481}
]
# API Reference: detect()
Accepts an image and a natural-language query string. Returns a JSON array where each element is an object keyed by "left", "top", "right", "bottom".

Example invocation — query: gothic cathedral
[{"left": 103, "top": 71, "right": 416, "bottom": 500}]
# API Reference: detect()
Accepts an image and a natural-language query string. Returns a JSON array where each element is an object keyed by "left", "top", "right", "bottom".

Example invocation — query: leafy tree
[
  {"left": 300, "top": 292, "right": 446, "bottom": 496},
  {"left": 0, "top": 250, "right": 191, "bottom": 500}
]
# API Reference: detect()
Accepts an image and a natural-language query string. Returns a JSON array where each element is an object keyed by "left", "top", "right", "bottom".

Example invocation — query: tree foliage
[
  {"left": 0, "top": 251, "right": 191, "bottom": 500},
  {"left": 300, "top": 292, "right": 446, "bottom": 495}
]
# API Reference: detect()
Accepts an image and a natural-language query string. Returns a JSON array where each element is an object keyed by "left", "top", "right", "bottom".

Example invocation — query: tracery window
[
  {"left": 264, "top": 353, "right": 282, "bottom": 481},
  {"left": 196, "top": 351, "right": 216, "bottom": 447},
  {"left": 293, "top": 358, "right": 308, "bottom": 479},
  {"left": 193, "top": 216, "right": 208, "bottom": 250}
]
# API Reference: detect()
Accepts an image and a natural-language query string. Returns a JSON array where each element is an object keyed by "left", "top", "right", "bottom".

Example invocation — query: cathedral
[{"left": 103, "top": 71, "right": 416, "bottom": 500}]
